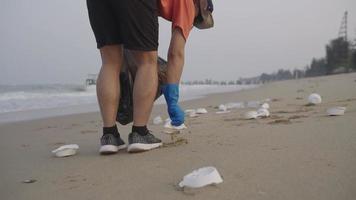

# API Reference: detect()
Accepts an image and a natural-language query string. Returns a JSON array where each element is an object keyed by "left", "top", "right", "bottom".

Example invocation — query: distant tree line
[{"left": 259, "top": 37, "right": 356, "bottom": 83}]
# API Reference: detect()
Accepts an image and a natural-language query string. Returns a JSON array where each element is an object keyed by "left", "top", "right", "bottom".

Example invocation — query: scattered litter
[
  {"left": 179, "top": 166, "right": 223, "bottom": 188},
  {"left": 185, "top": 109, "right": 198, "bottom": 118},
  {"left": 218, "top": 104, "right": 227, "bottom": 112},
  {"left": 246, "top": 101, "right": 261, "bottom": 108},
  {"left": 225, "top": 102, "right": 244, "bottom": 109},
  {"left": 153, "top": 116, "right": 163, "bottom": 125},
  {"left": 22, "top": 179, "right": 37, "bottom": 184},
  {"left": 260, "top": 103, "right": 270, "bottom": 109},
  {"left": 196, "top": 108, "right": 208, "bottom": 114},
  {"left": 243, "top": 111, "right": 258, "bottom": 120},
  {"left": 52, "top": 144, "right": 79, "bottom": 158},
  {"left": 327, "top": 107, "right": 346, "bottom": 116},
  {"left": 216, "top": 110, "right": 231, "bottom": 114},
  {"left": 308, "top": 93, "right": 322, "bottom": 105},
  {"left": 257, "top": 108, "right": 270, "bottom": 117}
]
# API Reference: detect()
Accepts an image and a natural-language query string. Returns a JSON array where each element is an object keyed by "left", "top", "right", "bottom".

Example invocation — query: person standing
[{"left": 86, "top": 0, "right": 162, "bottom": 154}]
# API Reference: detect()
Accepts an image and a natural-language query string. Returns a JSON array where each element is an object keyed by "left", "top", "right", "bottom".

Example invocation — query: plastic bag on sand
[
  {"left": 52, "top": 144, "right": 79, "bottom": 158},
  {"left": 179, "top": 166, "right": 223, "bottom": 188},
  {"left": 153, "top": 116, "right": 163, "bottom": 125}
]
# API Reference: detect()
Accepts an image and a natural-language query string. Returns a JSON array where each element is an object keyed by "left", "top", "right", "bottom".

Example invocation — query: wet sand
[{"left": 1, "top": 73, "right": 356, "bottom": 200}]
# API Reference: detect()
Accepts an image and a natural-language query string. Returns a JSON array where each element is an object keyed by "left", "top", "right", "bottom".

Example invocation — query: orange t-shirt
[{"left": 158, "top": 0, "right": 196, "bottom": 40}]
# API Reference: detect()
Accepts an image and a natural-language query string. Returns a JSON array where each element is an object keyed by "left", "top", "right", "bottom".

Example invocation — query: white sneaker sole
[
  {"left": 99, "top": 144, "right": 127, "bottom": 154},
  {"left": 127, "top": 143, "right": 162, "bottom": 153}
]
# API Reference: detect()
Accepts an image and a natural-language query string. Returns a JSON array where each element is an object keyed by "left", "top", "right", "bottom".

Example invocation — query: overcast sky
[{"left": 0, "top": 0, "right": 355, "bottom": 85}]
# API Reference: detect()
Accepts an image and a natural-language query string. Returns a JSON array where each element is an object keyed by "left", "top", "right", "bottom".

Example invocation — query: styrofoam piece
[
  {"left": 260, "top": 103, "right": 270, "bottom": 109},
  {"left": 246, "top": 101, "right": 261, "bottom": 108},
  {"left": 153, "top": 116, "right": 163, "bottom": 125},
  {"left": 308, "top": 93, "right": 322, "bottom": 105},
  {"left": 218, "top": 104, "right": 227, "bottom": 112},
  {"left": 179, "top": 166, "right": 223, "bottom": 188},
  {"left": 52, "top": 144, "right": 79, "bottom": 157},
  {"left": 243, "top": 111, "right": 258, "bottom": 119},
  {"left": 216, "top": 110, "right": 231, "bottom": 114},
  {"left": 196, "top": 108, "right": 208, "bottom": 114},
  {"left": 257, "top": 108, "right": 270, "bottom": 117},
  {"left": 225, "top": 102, "right": 244, "bottom": 109},
  {"left": 327, "top": 107, "right": 346, "bottom": 116}
]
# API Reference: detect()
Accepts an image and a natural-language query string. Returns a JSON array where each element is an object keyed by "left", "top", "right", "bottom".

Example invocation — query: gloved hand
[{"left": 161, "top": 84, "right": 185, "bottom": 126}]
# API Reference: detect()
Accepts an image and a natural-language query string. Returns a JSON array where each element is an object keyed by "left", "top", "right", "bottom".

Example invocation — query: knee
[{"left": 135, "top": 51, "right": 157, "bottom": 68}]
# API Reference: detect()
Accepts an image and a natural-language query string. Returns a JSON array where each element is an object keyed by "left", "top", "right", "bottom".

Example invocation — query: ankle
[{"left": 132, "top": 125, "right": 149, "bottom": 136}]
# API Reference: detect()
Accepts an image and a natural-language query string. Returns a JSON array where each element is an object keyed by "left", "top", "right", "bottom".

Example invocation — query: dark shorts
[{"left": 86, "top": 0, "right": 159, "bottom": 51}]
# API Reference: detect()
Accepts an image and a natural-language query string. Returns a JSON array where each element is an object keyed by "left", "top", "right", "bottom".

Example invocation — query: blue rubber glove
[{"left": 161, "top": 84, "right": 185, "bottom": 126}]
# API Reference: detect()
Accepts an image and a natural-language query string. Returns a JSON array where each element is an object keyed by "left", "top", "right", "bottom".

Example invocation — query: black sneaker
[
  {"left": 99, "top": 134, "right": 126, "bottom": 154},
  {"left": 127, "top": 132, "right": 162, "bottom": 153}
]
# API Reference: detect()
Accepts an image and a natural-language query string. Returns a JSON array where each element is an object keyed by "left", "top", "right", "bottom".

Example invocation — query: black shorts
[{"left": 86, "top": 0, "right": 158, "bottom": 51}]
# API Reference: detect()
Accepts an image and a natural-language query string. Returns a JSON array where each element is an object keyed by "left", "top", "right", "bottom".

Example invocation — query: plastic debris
[
  {"left": 196, "top": 108, "right": 208, "bottom": 114},
  {"left": 153, "top": 116, "right": 163, "bottom": 125},
  {"left": 327, "top": 107, "right": 346, "bottom": 116},
  {"left": 308, "top": 93, "right": 322, "bottom": 105},
  {"left": 52, "top": 144, "right": 79, "bottom": 158},
  {"left": 260, "top": 103, "right": 270, "bottom": 109},
  {"left": 243, "top": 111, "right": 258, "bottom": 119},
  {"left": 218, "top": 104, "right": 228, "bottom": 112},
  {"left": 257, "top": 108, "right": 270, "bottom": 117},
  {"left": 179, "top": 166, "right": 223, "bottom": 188},
  {"left": 22, "top": 179, "right": 37, "bottom": 184},
  {"left": 216, "top": 110, "right": 231, "bottom": 114},
  {"left": 185, "top": 109, "right": 198, "bottom": 118},
  {"left": 225, "top": 102, "right": 244, "bottom": 109}
]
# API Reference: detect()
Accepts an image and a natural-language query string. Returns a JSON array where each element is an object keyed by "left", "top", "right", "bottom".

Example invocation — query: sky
[{"left": 0, "top": 0, "right": 355, "bottom": 85}]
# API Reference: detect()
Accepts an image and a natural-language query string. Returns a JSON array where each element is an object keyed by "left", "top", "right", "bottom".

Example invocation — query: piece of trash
[
  {"left": 257, "top": 108, "right": 270, "bottom": 117},
  {"left": 243, "top": 111, "right": 258, "bottom": 120},
  {"left": 22, "top": 179, "right": 37, "bottom": 184},
  {"left": 218, "top": 104, "right": 227, "bottom": 112},
  {"left": 246, "top": 101, "right": 260, "bottom": 108},
  {"left": 225, "top": 102, "right": 244, "bottom": 109},
  {"left": 185, "top": 109, "right": 198, "bottom": 118},
  {"left": 52, "top": 144, "right": 79, "bottom": 158},
  {"left": 178, "top": 166, "right": 223, "bottom": 188},
  {"left": 164, "top": 119, "right": 187, "bottom": 130},
  {"left": 153, "top": 116, "right": 163, "bottom": 125},
  {"left": 327, "top": 107, "right": 346, "bottom": 116},
  {"left": 216, "top": 110, "right": 231, "bottom": 114},
  {"left": 308, "top": 93, "right": 322, "bottom": 105},
  {"left": 196, "top": 108, "right": 208, "bottom": 114},
  {"left": 260, "top": 103, "right": 270, "bottom": 109}
]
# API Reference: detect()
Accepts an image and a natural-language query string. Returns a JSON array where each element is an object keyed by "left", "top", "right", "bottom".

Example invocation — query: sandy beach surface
[{"left": 1, "top": 73, "right": 356, "bottom": 200}]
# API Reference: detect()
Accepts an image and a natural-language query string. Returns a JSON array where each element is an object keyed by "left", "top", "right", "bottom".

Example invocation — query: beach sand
[{"left": 1, "top": 73, "right": 356, "bottom": 200}]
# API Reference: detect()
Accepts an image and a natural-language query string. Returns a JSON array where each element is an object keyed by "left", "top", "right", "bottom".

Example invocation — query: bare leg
[
  {"left": 131, "top": 51, "right": 158, "bottom": 126},
  {"left": 97, "top": 45, "right": 123, "bottom": 127},
  {"left": 166, "top": 28, "right": 187, "bottom": 83}
]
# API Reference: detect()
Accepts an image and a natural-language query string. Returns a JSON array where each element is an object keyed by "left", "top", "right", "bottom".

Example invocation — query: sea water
[{"left": 0, "top": 84, "right": 257, "bottom": 123}]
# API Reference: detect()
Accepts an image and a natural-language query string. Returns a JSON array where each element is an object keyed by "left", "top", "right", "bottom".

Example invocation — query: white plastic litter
[
  {"left": 153, "top": 116, "right": 163, "bottom": 125},
  {"left": 52, "top": 144, "right": 79, "bottom": 157},
  {"left": 218, "top": 104, "right": 227, "bottom": 112},
  {"left": 260, "top": 103, "right": 270, "bottom": 109},
  {"left": 225, "top": 102, "right": 244, "bottom": 109},
  {"left": 216, "top": 110, "right": 231, "bottom": 114},
  {"left": 179, "top": 166, "right": 223, "bottom": 188},
  {"left": 164, "top": 119, "right": 187, "bottom": 130},
  {"left": 196, "top": 108, "right": 208, "bottom": 114},
  {"left": 185, "top": 109, "right": 198, "bottom": 118},
  {"left": 327, "top": 107, "right": 346, "bottom": 116},
  {"left": 243, "top": 111, "right": 258, "bottom": 119},
  {"left": 308, "top": 93, "right": 322, "bottom": 105},
  {"left": 257, "top": 108, "right": 270, "bottom": 117}
]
